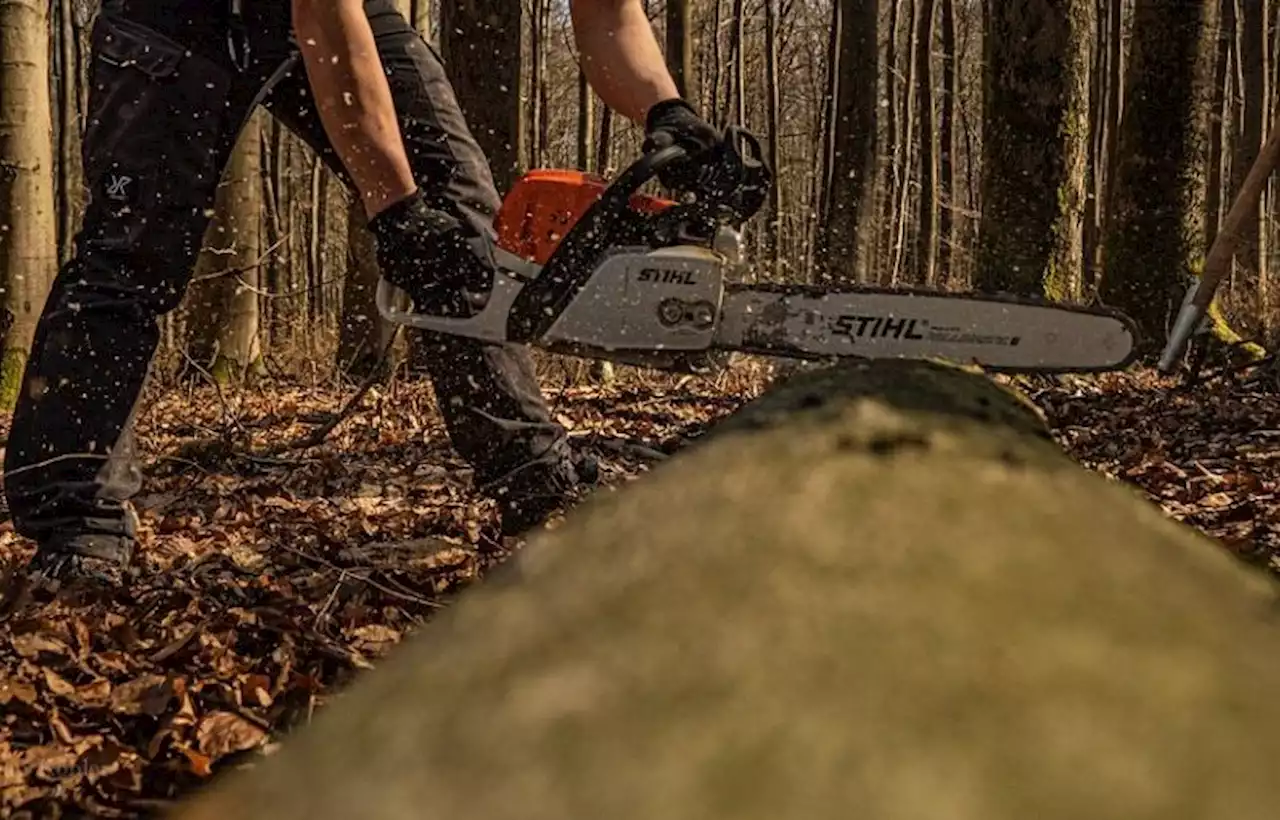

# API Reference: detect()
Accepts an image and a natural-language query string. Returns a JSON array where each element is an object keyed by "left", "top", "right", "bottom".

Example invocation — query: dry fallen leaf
[
  {"left": 195, "top": 711, "right": 268, "bottom": 761},
  {"left": 108, "top": 674, "right": 168, "bottom": 716}
]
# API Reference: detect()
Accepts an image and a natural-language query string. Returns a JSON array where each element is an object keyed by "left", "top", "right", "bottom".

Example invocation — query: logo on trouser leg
[{"left": 105, "top": 174, "right": 134, "bottom": 203}]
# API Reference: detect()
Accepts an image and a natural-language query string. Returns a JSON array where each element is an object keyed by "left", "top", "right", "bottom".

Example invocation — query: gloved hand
[
  {"left": 367, "top": 190, "right": 494, "bottom": 318},
  {"left": 642, "top": 98, "right": 722, "bottom": 194}
]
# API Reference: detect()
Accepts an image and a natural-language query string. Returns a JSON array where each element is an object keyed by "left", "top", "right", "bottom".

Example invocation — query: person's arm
[
  {"left": 292, "top": 0, "right": 416, "bottom": 220},
  {"left": 569, "top": 0, "right": 681, "bottom": 125}
]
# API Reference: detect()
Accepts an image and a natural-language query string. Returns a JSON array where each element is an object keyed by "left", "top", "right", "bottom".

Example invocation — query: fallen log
[{"left": 174, "top": 359, "right": 1280, "bottom": 820}]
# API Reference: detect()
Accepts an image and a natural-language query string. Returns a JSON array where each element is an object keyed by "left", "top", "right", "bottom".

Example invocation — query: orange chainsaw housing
[{"left": 493, "top": 169, "right": 676, "bottom": 265}]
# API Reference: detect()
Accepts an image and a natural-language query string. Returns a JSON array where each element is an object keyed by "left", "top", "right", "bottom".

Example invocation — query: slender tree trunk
[
  {"left": 879, "top": 0, "right": 903, "bottom": 282},
  {"left": 1083, "top": 0, "right": 1106, "bottom": 290},
  {"left": 732, "top": 0, "right": 746, "bottom": 125},
  {"left": 1205, "top": 0, "right": 1233, "bottom": 249},
  {"left": 0, "top": 0, "right": 57, "bottom": 409},
  {"left": 1234, "top": 0, "right": 1267, "bottom": 304},
  {"left": 710, "top": 0, "right": 723, "bottom": 124},
  {"left": 56, "top": 0, "right": 81, "bottom": 265},
  {"left": 1100, "top": 0, "right": 1218, "bottom": 345},
  {"left": 578, "top": 69, "right": 594, "bottom": 171},
  {"left": 528, "top": 0, "right": 544, "bottom": 170},
  {"left": 939, "top": 0, "right": 958, "bottom": 287},
  {"left": 1098, "top": 0, "right": 1124, "bottom": 283},
  {"left": 339, "top": 197, "right": 400, "bottom": 377},
  {"left": 667, "top": 0, "right": 695, "bottom": 98},
  {"left": 915, "top": 0, "right": 939, "bottom": 286},
  {"left": 764, "top": 0, "right": 783, "bottom": 277},
  {"left": 597, "top": 107, "right": 614, "bottom": 175},
  {"left": 890, "top": 0, "right": 920, "bottom": 286}
]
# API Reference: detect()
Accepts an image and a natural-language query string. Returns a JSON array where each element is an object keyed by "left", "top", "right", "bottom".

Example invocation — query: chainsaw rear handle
[{"left": 505, "top": 126, "right": 771, "bottom": 342}]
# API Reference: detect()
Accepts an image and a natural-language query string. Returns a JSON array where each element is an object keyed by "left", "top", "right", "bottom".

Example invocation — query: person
[{"left": 2, "top": 0, "right": 724, "bottom": 588}]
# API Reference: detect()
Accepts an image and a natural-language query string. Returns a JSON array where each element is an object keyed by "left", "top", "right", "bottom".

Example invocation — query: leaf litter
[{"left": 0, "top": 361, "right": 1276, "bottom": 816}]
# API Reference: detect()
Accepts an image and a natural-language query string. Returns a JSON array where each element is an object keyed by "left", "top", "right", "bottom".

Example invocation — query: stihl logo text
[
  {"left": 637, "top": 268, "right": 698, "bottom": 285},
  {"left": 830, "top": 315, "right": 926, "bottom": 341}
]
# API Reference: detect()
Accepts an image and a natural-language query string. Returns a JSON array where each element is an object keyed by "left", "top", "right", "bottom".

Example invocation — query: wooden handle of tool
[{"left": 1194, "top": 121, "right": 1280, "bottom": 308}]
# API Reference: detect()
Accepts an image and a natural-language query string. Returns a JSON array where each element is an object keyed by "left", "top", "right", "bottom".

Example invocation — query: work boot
[
  {"left": 492, "top": 446, "right": 600, "bottom": 538},
  {"left": 22, "top": 505, "right": 139, "bottom": 592}
]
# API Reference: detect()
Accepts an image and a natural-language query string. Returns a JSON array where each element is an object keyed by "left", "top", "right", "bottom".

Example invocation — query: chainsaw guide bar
[{"left": 377, "top": 128, "right": 1140, "bottom": 375}]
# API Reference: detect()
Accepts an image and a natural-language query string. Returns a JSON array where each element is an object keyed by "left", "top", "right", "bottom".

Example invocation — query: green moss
[{"left": 0, "top": 347, "right": 29, "bottom": 413}]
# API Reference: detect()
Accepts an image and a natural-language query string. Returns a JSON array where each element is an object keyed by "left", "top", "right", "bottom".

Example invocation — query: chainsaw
[{"left": 376, "top": 127, "right": 1139, "bottom": 374}]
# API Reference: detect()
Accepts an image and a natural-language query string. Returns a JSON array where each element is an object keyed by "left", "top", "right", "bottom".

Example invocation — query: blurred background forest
[{"left": 1, "top": 0, "right": 1278, "bottom": 404}]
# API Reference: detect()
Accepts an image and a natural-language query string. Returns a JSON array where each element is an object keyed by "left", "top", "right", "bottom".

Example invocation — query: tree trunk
[
  {"left": 1047, "top": 0, "right": 1095, "bottom": 300},
  {"left": 597, "top": 106, "right": 614, "bottom": 175},
  {"left": 528, "top": 0, "right": 544, "bottom": 170},
  {"left": 185, "top": 111, "right": 267, "bottom": 385},
  {"left": 976, "top": 0, "right": 1088, "bottom": 301},
  {"left": 878, "top": 0, "right": 903, "bottom": 282},
  {"left": 732, "top": 0, "right": 746, "bottom": 125},
  {"left": 1096, "top": 0, "right": 1124, "bottom": 291},
  {"left": 1100, "top": 0, "right": 1218, "bottom": 345},
  {"left": 338, "top": 196, "right": 399, "bottom": 377},
  {"left": 890, "top": 0, "right": 921, "bottom": 286},
  {"left": 0, "top": 0, "right": 58, "bottom": 410},
  {"left": 710, "top": 0, "right": 723, "bottom": 124},
  {"left": 816, "top": 0, "right": 878, "bottom": 284},
  {"left": 577, "top": 69, "right": 594, "bottom": 171},
  {"left": 176, "top": 358, "right": 1280, "bottom": 820},
  {"left": 666, "top": 0, "right": 695, "bottom": 99},
  {"left": 55, "top": 0, "right": 81, "bottom": 265},
  {"left": 440, "top": 0, "right": 524, "bottom": 191},
  {"left": 939, "top": 0, "right": 958, "bottom": 287},
  {"left": 763, "top": 0, "right": 783, "bottom": 277},
  {"left": 1234, "top": 0, "right": 1268, "bottom": 313},
  {"left": 914, "top": 0, "right": 939, "bottom": 286},
  {"left": 1204, "top": 0, "right": 1233, "bottom": 249},
  {"left": 411, "top": 0, "right": 431, "bottom": 36}
]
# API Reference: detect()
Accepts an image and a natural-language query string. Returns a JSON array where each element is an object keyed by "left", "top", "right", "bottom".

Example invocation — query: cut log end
[{"left": 173, "top": 359, "right": 1280, "bottom": 820}]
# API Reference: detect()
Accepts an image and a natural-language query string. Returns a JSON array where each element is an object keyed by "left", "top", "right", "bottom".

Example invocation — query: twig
[
  {"left": 189, "top": 236, "right": 289, "bottom": 283},
  {"left": 261, "top": 327, "right": 400, "bottom": 455},
  {"left": 276, "top": 542, "right": 441, "bottom": 608}
]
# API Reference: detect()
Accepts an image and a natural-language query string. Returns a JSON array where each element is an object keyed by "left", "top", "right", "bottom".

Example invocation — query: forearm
[
  {"left": 292, "top": 0, "right": 416, "bottom": 219},
  {"left": 570, "top": 0, "right": 680, "bottom": 124}
]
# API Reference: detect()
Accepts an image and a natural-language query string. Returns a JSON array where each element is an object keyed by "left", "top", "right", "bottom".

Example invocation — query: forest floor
[{"left": 0, "top": 356, "right": 1277, "bottom": 817}]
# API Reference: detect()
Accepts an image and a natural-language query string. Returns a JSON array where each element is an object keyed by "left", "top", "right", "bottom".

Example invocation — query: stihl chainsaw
[{"left": 376, "top": 127, "right": 1139, "bottom": 374}]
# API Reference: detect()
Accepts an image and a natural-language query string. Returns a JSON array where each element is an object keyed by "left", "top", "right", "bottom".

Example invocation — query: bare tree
[
  {"left": 1101, "top": 0, "right": 1218, "bottom": 343},
  {"left": 186, "top": 112, "right": 268, "bottom": 384},
  {"left": 938, "top": 0, "right": 958, "bottom": 286},
  {"left": 440, "top": 0, "right": 524, "bottom": 190},
  {"left": 915, "top": 0, "right": 939, "bottom": 285},
  {"left": 976, "top": 0, "right": 1091, "bottom": 300},
  {"left": 816, "top": 0, "right": 879, "bottom": 283},
  {"left": 667, "top": 0, "right": 695, "bottom": 98}
]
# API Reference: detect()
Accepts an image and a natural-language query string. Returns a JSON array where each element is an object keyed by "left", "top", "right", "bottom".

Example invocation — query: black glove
[
  {"left": 643, "top": 98, "right": 722, "bottom": 193},
  {"left": 367, "top": 190, "right": 494, "bottom": 318}
]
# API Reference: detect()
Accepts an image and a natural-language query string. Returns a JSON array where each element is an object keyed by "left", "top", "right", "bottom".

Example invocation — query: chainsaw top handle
[{"left": 505, "top": 125, "right": 773, "bottom": 342}]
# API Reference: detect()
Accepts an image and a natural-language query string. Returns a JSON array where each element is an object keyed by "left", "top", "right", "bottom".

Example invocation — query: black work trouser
[{"left": 3, "top": 2, "right": 569, "bottom": 545}]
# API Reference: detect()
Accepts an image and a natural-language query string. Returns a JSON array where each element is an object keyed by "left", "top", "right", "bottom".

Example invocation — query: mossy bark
[{"left": 175, "top": 359, "right": 1280, "bottom": 820}]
